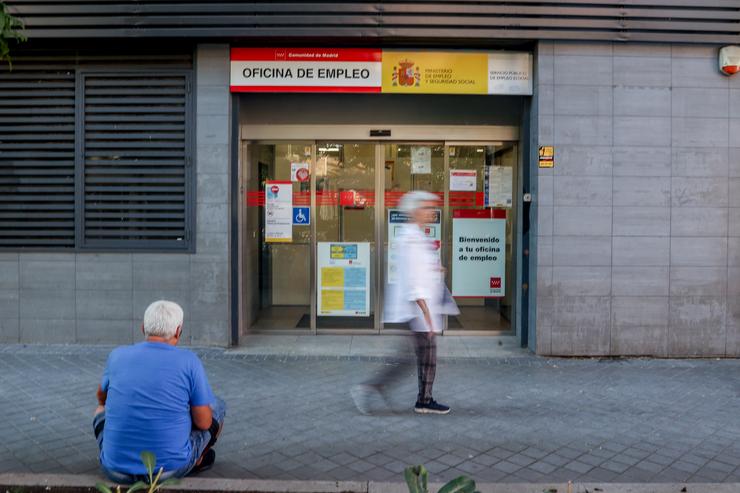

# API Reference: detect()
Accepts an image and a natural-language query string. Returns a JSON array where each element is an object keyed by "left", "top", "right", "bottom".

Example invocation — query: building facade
[{"left": 1, "top": 1, "right": 739, "bottom": 356}]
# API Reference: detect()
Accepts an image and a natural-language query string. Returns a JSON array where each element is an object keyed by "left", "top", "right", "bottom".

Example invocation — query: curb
[{"left": 2, "top": 474, "right": 740, "bottom": 493}]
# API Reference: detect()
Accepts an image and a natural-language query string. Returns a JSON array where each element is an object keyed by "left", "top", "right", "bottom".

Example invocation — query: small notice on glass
[
  {"left": 488, "top": 166, "right": 513, "bottom": 208},
  {"left": 450, "top": 169, "right": 477, "bottom": 191},
  {"left": 290, "top": 162, "right": 310, "bottom": 182},
  {"left": 410, "top": 146, "right": 432, "bottom": 174},
  {"left": 265, "top": 181, "right": 293, "bottom": 243}
]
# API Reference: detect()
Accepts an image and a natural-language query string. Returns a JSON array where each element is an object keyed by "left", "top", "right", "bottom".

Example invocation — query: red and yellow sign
[
  {"left": 381, "top": 51, "right": 488, "bottom": 94},
  {"left": 230, "top": 48, "right": 532, "bottom": 95}
]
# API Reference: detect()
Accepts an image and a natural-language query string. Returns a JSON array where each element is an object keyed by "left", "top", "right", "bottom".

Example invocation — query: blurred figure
[{"left": 352, "top": 191, "right": 458, "bottom": 415}]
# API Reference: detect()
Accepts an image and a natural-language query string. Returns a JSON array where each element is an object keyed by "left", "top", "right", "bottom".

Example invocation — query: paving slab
[
  {"left": 2, "top": 475, "right": 740, "bottom": 493},
  {"left": 230, "top": 335, "right": 526, "bottom": 359},
  {"left": 0, "top": 344, "right": 738, "bottom": 484}
]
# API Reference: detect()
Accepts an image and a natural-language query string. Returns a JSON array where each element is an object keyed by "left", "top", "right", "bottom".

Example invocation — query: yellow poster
[
  {"left": 382, "top": 51, "right": 488, "bottom": 94},
  {"left": 321, "top": 267, "right": 344, "bottom": 288},
  {"left": 321, "top": 290, "right": 344, "bottom": 312},
  {"left": 538, "top": 146, "right": 554, "bottom": 168}
]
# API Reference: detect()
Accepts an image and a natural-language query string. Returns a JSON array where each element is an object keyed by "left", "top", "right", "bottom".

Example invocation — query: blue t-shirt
[{"left": 100, "top": 342, "right": 214, "bottom": 474}]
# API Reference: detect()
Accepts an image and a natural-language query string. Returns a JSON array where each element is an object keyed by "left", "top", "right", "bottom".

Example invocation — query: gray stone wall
[
  {"left": 0, "top": 44, "right": 231, "bottom": 346},
  {"left": 535, "top": 41, "right": 740, "bottom": 357}
]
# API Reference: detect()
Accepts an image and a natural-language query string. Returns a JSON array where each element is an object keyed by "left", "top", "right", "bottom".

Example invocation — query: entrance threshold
[{"left": 228, "top": 334, "right": 527, "bottom": 359}]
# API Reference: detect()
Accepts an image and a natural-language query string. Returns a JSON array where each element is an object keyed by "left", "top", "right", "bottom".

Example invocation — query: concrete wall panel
[
  {"left": 536, "top": 42, "right": 737, "bottom": 356},
  {"left": 613, "top": 207, "right": 670, "bottom": 237}
]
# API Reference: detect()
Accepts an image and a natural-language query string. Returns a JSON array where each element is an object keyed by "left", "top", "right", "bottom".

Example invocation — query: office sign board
[
  {"left": 231, "top": 48, "right": 532, "bottom": 95},
  {"left": 452, "top": 209, "right": 506, "bottom": 298}
]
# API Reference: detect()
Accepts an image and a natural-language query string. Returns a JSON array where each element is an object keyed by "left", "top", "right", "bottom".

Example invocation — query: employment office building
[{"left": 1, "top": 1, "right": 739, "bottom": 357}]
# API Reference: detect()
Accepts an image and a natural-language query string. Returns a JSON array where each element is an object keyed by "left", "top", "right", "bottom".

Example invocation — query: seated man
[{"left": 93, "top": 300, "right": 226, "bottom": 483}]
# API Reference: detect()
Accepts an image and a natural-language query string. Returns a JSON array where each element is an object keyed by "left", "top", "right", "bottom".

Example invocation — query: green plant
[
  {"left": 96, "top": 451, "right": 179, "bottom": 493},
  {"left": 404, "top": 465, "right": 479, "bottom": 493},
  {"left": 0, "top": 2, "right": 26, "bottom": 69}
]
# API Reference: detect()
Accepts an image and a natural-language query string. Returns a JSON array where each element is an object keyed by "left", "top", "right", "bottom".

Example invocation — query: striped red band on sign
[
  {"left": 230, "top": 86, "right": 381, "bottom": 93},
  {"left": 247, "top": 190, "right": 455, "bottom": 208},
  {"left": 453, "top": 208, "right": 507, "bottom": 219},
  {"left": 450, "top": 192, "right": 485, "bottom": 207},
  {"left": 231, "top": 48, "right": 382, "bottom": 62}
]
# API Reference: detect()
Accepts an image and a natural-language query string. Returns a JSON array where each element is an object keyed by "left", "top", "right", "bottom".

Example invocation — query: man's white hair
[
  {"left": 143, "top": 300, "right": 183, "bottom": 338},
  {"left": 399, "top": 190, "right": 439, "bottom": 213}
]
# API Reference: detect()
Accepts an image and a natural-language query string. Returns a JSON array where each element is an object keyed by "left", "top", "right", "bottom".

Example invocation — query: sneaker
[
  {"left": 189, "top": 449, "right": 216, "bottom": 475},
  {"left": 414, "top": 399, "right": 451, "bottom": 415}
]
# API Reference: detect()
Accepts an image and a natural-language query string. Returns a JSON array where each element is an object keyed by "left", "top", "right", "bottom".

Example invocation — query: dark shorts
[{"left": 93, "top": 396, "right": 226, "bottom": 483}]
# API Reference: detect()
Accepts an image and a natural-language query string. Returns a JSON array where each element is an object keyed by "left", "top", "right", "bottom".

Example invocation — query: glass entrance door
[
  {"left": 242, "top": 139, "right": 517, "bottom": 335},
  {"left": 445, "top": 143, "right": 517, "bottom": 332},
  {"left": 382, "top": 143, "right": 445, "bottom": 330},
  {"left": 315, "top": 143, "right": 377, "bottom": 330},
  {"left": 244, "top": 142, "right": 313, "bottom": 331}
]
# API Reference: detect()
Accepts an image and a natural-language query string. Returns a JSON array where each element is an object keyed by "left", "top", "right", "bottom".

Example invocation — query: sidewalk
[
  {"left": 229, "top": 334, "right": 526, "bottom": 359},
  {"left": 0, "top": 342, "right": 738, "bottom": 485}
]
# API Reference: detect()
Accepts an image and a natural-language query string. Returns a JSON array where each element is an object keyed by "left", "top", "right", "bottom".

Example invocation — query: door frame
[{"left": 238, "top": 125, "right": 521, "bottom": 338}]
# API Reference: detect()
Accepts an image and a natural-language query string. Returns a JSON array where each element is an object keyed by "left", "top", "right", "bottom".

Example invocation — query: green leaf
[
  {"left": 420, "top": 465, "right": 428, "bottom": 493},
  {"left": 158, "top": 478, "right": 180, "bottom": 488},
  {"left": 95, "top": 483, "right": 114, "bottom": 493},
  {"left": 404, "top": 465, "right": 430, "bottom": 493},
  {"left": 126, "top": 481, "right": 149, "bottom": 493},
  {"left": 404, "top": 466, "right": 421, "bottom": 493},
  {"left": 438, "top": 477, "right": 475, "bottom": 493},
  {"left": 140, "top": 451, "right": 157, "bottom": 476}
]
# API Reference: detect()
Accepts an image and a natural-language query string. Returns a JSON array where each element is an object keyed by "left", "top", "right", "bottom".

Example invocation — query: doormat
[
  {"left": 297, "top": 314, "right": 463, "bottom": 329},
  {"left": 296, "top": 314, "right": 378, "bottom": 329}
]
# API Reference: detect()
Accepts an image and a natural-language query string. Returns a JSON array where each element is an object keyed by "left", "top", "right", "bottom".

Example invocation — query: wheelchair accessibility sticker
[{"left": 293, "top": 207, "right": 310, "bottom": 226}]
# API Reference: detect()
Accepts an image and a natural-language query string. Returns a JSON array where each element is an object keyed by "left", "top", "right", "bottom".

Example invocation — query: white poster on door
[
  {"left": 317, "top": 242, "right": 370, "bottom": 316},
  {"left": 387, "top": 209, "right": 441, "bottom": 284},
  {"left": 410, "top": 146, "right": 432, "bottom": 174},
  {"left": 488, "top": 166, "right": 513, "bottom": 208},
  {"left": 452, "top": 209, "right": 506, "bottom": 297},
  {"left": 265, "top": 181, "right": 293, "bottom": 243},
  {"left": 450, "top": 169, "right": 477, "bottom": 191}
]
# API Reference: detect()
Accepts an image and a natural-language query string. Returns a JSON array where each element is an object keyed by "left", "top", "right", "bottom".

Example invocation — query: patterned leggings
[
  {"left": 413, "top": 331, "right": 437, "bottom": 404},
  {"left": 363, "top": 327, "right": 438, "bottom": 404}
]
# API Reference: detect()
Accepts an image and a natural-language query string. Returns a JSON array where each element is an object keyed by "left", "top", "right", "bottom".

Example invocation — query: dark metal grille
[
  {"left": 0, "top": 62, "right": 76, "bottom": 247},
  {"left": 4, "top": 1, "right": 740, "bottom": 44},
  {"left": 81, "top": 73, "right": 191, "bottom": 248},
  {"left": 0, "top": 49, "right": 194, "bottom": 251}
]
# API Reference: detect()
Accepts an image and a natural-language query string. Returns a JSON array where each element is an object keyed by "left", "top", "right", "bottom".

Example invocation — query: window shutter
[
  {"left": 81, "top": 72, "right": 191, "bottom": 249},
  {"left": 0, "top": 65, "right": 76, "bottom": 247}
]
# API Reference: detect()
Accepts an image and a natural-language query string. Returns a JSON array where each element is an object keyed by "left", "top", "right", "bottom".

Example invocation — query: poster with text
[
  {"left": 487, "top": 166, "right": 513, "bottom": 208},
  {"left": 317, "top": 242, "right": 370, "bottom": 316},
  {"left": 387, "top": 209, "right": 441, "bottom": 284},
  {"left": 410, "top": 146, "right": 432, "bottom": 174},
  {"left": 450, "top": 169, "right": 477, "bottom": 191},
  {"left": 265, "top": 181, "right": 293, "bottom": 242},
  {"left": 452, "top": 209, "right": 506, "bottom": 297}
]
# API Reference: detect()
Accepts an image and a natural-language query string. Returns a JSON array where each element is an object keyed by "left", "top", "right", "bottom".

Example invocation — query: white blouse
[{"left": 384, "top": 223, "right": 458, "bottom": 332}]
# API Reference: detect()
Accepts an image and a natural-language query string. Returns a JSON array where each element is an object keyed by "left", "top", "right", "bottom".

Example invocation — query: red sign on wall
[{"left": 230, "top": 48, "right": 382, "bottom": 93}]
